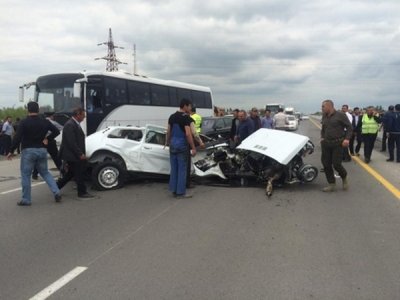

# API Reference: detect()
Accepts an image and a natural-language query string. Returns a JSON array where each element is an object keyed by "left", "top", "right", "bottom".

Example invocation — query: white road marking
[
  {"left": 29, "top": 266, "right": 88, "bottom": 300},
  {"left": 0, "top": 182, "right": 46, "bottom": 195}
]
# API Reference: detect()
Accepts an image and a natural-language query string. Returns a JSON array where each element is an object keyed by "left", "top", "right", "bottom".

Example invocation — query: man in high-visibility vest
[
  {"left": 361, "top": 106, "right": 381, "bottom": 163},
  {"left": 190, "top": 107, "right": 202, "bottom": 134}
]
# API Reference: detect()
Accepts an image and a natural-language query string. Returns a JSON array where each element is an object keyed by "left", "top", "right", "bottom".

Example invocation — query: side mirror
[
  {"left": 73, "top": 82, "right": 81, "bottom": 98},
  {"left": 18, "top": 87, "right": 24, "bottom": 102}
]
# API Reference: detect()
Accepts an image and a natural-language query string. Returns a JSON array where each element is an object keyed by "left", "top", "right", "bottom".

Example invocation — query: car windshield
[{"left": 201, "top": 119, "right": 216, "bottom": 131}]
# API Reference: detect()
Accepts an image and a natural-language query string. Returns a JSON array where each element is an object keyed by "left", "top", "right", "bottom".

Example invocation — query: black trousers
[
  {"left": 56, "top": 160, "right": 87, "bottom": 196},
  {"left": 349, "top": 132, "right": 362, "bottom": 154},
  {"left": 2, "top": 135, "right": 11, "bottom": 155},
  {"left": 381, "top": 129, "right": 387, "bottom": 151},
  {"left": 388, "top": 133, "right": 400, "bottom": 161},
  {"left": 321, "top": 141, "right": 347, "bottom": 184},
  {"left": 362, "top": 133, "right": 377, "bottom": 160}
]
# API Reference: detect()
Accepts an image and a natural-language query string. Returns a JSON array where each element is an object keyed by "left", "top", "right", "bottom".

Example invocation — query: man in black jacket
[
  {"left": 57, "top": 107, "right": 94, "bottom": 198},
  {"left": 7, "top": 102, "right": 61, "bottom": 206}
]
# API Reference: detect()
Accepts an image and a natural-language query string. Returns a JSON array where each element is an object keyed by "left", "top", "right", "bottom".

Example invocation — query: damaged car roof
[{"left": 237, "top": 128, "right": 310, "bottom": 165}]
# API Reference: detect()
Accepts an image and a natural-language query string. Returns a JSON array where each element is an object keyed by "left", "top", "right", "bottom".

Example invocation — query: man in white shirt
[{"left": 341, "top": 105, "right": 353, "bottom": 161}]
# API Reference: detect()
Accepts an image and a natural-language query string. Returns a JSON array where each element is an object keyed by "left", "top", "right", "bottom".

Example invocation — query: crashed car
[
  {"left": 86, "top": 125, "right": 171, "bottom": 190},
  {"left": 193, "top": 128, "right": 318, "bottom": 196}
]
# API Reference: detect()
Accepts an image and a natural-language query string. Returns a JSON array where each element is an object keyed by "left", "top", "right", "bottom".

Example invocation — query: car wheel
[
  {"left": 92, "top": 161, "right": 127, "bottom": 191},
  {"left": 298, "top": 164, "right": 318, "bottom": 183}
]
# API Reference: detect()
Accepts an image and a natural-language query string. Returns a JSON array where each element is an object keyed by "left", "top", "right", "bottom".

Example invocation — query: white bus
[
  {"left": 24, "top": 71, "right": 214, "bottom": 135},
  {"left": 265, "top": 103, "right": 285, "bottom": 115}
]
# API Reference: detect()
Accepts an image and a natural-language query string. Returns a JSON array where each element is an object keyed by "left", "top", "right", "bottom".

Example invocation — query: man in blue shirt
[
  {"left": 261, "top": 109, "right": 274, "bottom": 129},
  {"left": 235, "top": 110, "right": 255, "bottom": 144}
]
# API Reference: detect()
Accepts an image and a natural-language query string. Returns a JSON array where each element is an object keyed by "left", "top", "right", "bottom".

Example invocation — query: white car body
[
  {"left": 237, "top": 128, "right": 309, "bottom": 165},
  {"left": 86, "top": 125, "right": 171, "bottom": 190}
]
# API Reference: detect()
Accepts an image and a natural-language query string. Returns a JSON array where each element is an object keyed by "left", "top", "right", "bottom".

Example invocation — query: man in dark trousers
[
  {"left": 360, "top": 106, "right": 381, "bottom": 163},
  {"left": 381, "top": 105, "right": 394, "bottom": 152},
  {"left": 57, "top": 107, "right": 94, "bottom": 198},
  {"left": 386, "top": 104, "right": 400, "bottom": 162},
  {"left": 349, "top": 107, "right": 362, "bottom": 156},
  {"left": 7, "top": 102, "right": 61, "bottom": 206},
  {"left": 320, "top": 100, "right": 352, "bottom": 192}
]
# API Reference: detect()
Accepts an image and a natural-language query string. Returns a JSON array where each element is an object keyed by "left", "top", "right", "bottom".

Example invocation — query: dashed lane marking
[
  {"left": 29, "top": 266, "right": 88, "bottom": 300},
  {"left": 309, "top": 117, "right": 400, "bottom": 200},
  {"left": 0, "top": 182, "right": 46, "bottom": 195}
]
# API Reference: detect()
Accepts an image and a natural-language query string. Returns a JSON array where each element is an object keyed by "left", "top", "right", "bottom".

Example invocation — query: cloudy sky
[{"left": 1, "top": 0, "right": 400, "bottom": 113}]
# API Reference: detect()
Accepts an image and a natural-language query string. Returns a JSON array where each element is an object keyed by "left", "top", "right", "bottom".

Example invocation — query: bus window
[
  {"left": 151, "top": 84, "right": 169, "bottom": 106},
  {"left": 169, "top": 87, "right": 178, "bottom": 106},
  {"left": 192, "top": 90, "right": 205, "bottom": 108},
  {"left": 87, "top": 86, "right": 103, "bottom": 113},
  {"left": 204, "top": 92, "right": 212, "bottom": 109},
  {"left": 104, "top": 78, "right": 128, "bottom": 105},
  {"left": 177, "top": 88, "right": 192, "bottom": 102},
  {"left": 128, "top": 81, "right": 151, "bottom": 105}
]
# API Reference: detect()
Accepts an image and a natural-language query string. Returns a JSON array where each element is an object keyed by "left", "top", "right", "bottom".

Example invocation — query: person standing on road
[
  {"left": 261, "top": 109, "right": 274, "bottom": 129},
  {"left": 360, "top": 106, "right": 381, "bottom": 164},
  {"left": 56, "top": 107, "right": 94, "bottom": 199},
  {"left": 230, "top": 109, "right": 240, "bottom": 147},
  {"left": 166, "top": 98, "right": 197, "bottom": 198},
  {"left": 250, "top": 107, "right": 261, "bottom": 131},
  {"left": 349, "top": 107, "right": 362, "bottom": 156},
  {"left": 386, "top": 104, "right": 400, "bottom": 162},
  {"left": 273, "top": 108, "right": 288, "bottom": 130},
  {"left": 235, "top": 110, "right": 255, "bottom": 144},
  {"left": 190, "top": 107, "right": 202, "bottom": 134},
  {"left": 1, "top": 116, "right": 14, "bottom": 155},
  {"left": 32, "top": 112, "right": 63, "bottom": 180},
  {"left": 320, "top": 100, "right": 353, "bottom": 192},
  {"left": 341, "top": 105, "right": 353, "bottom": 162},
  {"left": 6, "top": 102, "right": 61, "bottom": 206},
  {"left": 381, "top": 105, "right": 394, "bottom": 152}
]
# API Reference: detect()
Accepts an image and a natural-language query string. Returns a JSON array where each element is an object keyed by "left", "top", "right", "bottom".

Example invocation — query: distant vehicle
[
  {"left": 265, "top": 103, "right": 285, "bottom": 115},
  {"left": 301, "top": 115, "right": 310, "bottom": 120},
  {"left": 20, "top": 71, "right": 214, "bottom": 136},
  {"left": 294, "top": 111, "right": 303, "bottom": 121},
  {"left": 286, "top": 115, "right": 298, "bottom": 131},
  {"left": 284, "top": 107, "right": 295, "bottom": 115},
  {"left": 201, "top": 116, "right": 233, "bottom": 139}
]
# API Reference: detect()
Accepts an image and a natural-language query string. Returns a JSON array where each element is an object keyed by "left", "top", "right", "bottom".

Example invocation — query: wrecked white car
[
  {"left": 193, "top": 129, "right": 318, "bottom": 196},
  {"left": 86, "top": 125, "right": 170, "bottom": 190}
]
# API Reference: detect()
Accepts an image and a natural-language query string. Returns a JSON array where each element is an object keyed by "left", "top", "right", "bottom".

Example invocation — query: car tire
[
  {"left": 92, "top": 160, "right": 127, "bottom": 191},
  {"left": 298, "top": 164, "right": 318, "bottom": 183}
]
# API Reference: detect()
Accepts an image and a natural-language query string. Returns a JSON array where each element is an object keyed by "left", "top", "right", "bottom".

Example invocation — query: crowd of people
[{"left": 320, "top": 100, "right": 400, "bottom": 193}]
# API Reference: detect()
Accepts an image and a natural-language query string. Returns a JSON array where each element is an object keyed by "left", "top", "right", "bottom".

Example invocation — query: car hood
[{"left": 237, "top": 128, "right": 310, "bottom": 165}]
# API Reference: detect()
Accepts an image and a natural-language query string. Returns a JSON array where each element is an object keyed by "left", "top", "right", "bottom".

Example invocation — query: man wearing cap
[{"left": 7, "top": 102, "right": 62, "bottom": 206}]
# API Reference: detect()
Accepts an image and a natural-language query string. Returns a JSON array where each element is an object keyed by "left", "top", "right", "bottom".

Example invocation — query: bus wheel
[{"left": 92, "top": 161, "right": 126, "bottom": 191}]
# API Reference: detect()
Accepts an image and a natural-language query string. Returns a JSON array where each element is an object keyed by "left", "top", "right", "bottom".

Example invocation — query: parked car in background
[
  {"left": 286, "top": 115, "right": 299, "bottom": 131},
  {"left": 302, "top": 115, "right": 310, "bottom": 120},
  {"left": 201, "top": 116, "right": 233, "bottom": 139}
]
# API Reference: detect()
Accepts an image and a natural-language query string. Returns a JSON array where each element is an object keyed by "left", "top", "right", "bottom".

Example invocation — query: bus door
[{"left": 86, "top": 77, "right": 105, "bottom": 135}]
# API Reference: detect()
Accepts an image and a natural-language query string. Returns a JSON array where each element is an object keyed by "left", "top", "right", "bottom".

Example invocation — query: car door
[
  {"left": 139, "top": 125, "right": 170, "bottom": 174},
  {"left": 105, "top": 128, "right": 144, "bottom": 171}
]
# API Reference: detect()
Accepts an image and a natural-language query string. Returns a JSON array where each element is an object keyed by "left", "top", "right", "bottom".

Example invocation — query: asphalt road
[{"left": 1, "top": 120, "right": 400, "bottom": 299}]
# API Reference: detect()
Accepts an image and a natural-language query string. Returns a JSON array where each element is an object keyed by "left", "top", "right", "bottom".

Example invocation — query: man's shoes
[
  {"left": 343, "top": 158, "right": 351, "bottom": 162},
  {"left": 175, "top": 193, "right": 193, "bottom": 199},
  {"left": 342, "top": 177, "right": 349, "bottom": 190},
  {"left": 355, "top": 153, "right": 360, "bottom": 156},
  {"left": 54, "top": 194, "right": 62, "bottom": 202},
  {"left": 17, "top": 201, "right": 31, "bottom": 206},
  {"left": 364, "top": 158, "right": 370, "bottom": 164},
  {"left": 78, "top": 193, "right": 95, "bottom": 199},
  {"left": 386, "top": 158, "right": 394, "bottom": 162},
  {"left": 322, "top": 184, "right": 336, "bottom": 192},
  {"left": 32, "top": 175, "right": 38, "bottom": 180}
]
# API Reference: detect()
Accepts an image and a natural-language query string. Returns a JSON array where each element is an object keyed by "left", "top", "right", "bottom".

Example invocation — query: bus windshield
[{"left": 34, "top": 74, "right": 84, "bottom": 113}]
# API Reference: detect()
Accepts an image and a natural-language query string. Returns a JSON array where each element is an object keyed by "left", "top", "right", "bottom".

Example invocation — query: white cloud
[{"left": 1, "top": 0, "right": 400, "bottom": 112}]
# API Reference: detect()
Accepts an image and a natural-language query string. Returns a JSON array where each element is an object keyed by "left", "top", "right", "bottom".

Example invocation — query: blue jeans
[
  {"left": 20, "top": 148, "right": 60, "bottom": 203},
  {"left": 169, "top": 150, "right": 188, "bottom": 195}
]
